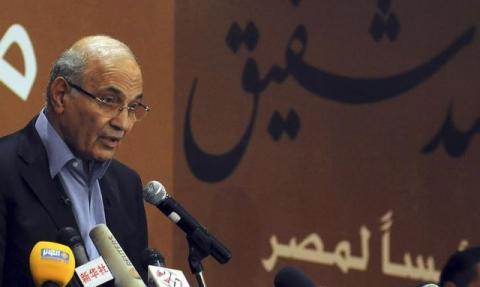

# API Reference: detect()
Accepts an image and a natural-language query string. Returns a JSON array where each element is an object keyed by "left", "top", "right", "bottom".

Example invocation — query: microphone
[
  {"left": 89, "top": 224, "right": 146, "bottom": 287},
  {"left": 274, "top": 266, "right": 316, "bottom": 287},
  {"left": 147, "top": 266, "right": 190, "bottom": 287},
  {"left": 143, "top": 180, "right": 231, "bottom": 264},
  {"left": 141, "top": 248, "right": 191, "bottom": 287},
  {"left": 58, "top": 227, "right": 114, "bottom": 287},
  {"left": 57, "top": 227, "right": 87, "bottom": 287},
  {"left": 74, "top": 256, "right": 114, "bottom": 286},
  {"left": 141, "top": 248, "right": 166, "bottom": 268},
  {"left": 57, "top": 227, "right": 89, "bottom": 266},
  {"left": 29, "top": 241, "right": 75, "bottom": 287}
]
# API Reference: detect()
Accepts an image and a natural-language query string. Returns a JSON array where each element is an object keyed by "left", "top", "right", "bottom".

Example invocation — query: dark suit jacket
[{"left": 0, "top": 118, "right": 148, "bottom": 286}]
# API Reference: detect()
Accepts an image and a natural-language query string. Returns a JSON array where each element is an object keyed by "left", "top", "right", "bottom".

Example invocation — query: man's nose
[{"left": 110, "top": 108, "right": 133, "bottom": 131}]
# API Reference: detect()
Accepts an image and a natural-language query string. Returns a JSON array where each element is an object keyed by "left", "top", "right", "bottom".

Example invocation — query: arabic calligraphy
[
  {"left": 0, "top": 24, "right": 37, "bottom": 101},
  {"left": 286, "top": 25, "right": 475, "bottom": 104},
  {"left": 184, "top": 79, "right": 260, "bottom": 183},
  {"left": 184, "top": 17, "right": 476, "bottom": 182},
  {"left": 261, "top": 210, "right": 468, "bottom": 283},
  {"left": 380, "top": 211, "right": 439, "bottom": 281},
  {"left": 421, "top": 103, "right": 480, "bottom": 157},
  {"left": 267, "top": 109, "right": 300, "bottom": 141},
  {"left": 226, "top": 21, "right": 259, "bottom": 53},
  {"left": 261, "top": 226, "right": 370, "bottom": 274},
  {"left": 370, "top": 0, "right": 400, "bottom": 42}
]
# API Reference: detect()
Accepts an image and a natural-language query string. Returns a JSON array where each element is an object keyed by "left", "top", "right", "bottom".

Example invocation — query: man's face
[{"left": 58, "top": 56, "right": 143, "bottom": 161}]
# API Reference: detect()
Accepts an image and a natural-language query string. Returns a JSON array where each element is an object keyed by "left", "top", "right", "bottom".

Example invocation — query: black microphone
[
  {"left": 141, "top": 248, "right": 166, "bottom": 269},
  {"left": 57, "top": 227, "right": 89, "bottom": 266},
  {"left": 57, "top": 227, "right": 89, "bottom": 287},
  {"left": 143, "top": 181, "right": 231, "bottom": 264},
  {"left": 274, "top": 266, "right": 316, "bottom": 287}
]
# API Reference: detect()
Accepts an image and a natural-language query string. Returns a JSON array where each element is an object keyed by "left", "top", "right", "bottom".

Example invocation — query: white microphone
[
  {"left": 89, "top": 224, "right": 146, "bottom": 287},
  {"left": 147, "top": 266, "right": 190, "bottom": 287}
]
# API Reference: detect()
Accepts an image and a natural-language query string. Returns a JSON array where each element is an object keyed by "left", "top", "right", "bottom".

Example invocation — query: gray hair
[{"left": 45, "top": 48, "right": 86, "bottom": 105}]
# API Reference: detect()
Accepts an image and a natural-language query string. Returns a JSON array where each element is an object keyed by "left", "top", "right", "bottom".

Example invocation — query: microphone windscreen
[
  {"left": 89, "top": 224, "right": 145, "bottom": 287},
  {"left": 29, "top": 241, "right": 75, "bottom": 287},
  {"left": 274, "top": 266, "right": 316, "bottom": 287},
  {"left": 143, "top": 181, "right": 167, "bottom": 205}
]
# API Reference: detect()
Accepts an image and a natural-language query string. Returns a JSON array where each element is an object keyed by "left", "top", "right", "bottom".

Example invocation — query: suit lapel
[
  {"left": 99, "top": 169, "right": 136, "bottom": 254},
  {"left": 17, "top": 119, "right": 78, "bottom": 230},
  {"left": 100, "top": 172, "right": 122, "bottom": 233}
]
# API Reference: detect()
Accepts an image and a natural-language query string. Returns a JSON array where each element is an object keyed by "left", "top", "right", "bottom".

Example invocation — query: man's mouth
[{"left": 99, "top": 136, "right": 122, "bottom": 148}]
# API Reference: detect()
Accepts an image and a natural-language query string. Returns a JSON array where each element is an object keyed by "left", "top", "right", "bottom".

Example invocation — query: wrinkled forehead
[
  {"left": 83, "top": 55, "right": 142, "bottom": 85},
  {"left": 72, "top": 37, "right": 141, "bottom": 80}
]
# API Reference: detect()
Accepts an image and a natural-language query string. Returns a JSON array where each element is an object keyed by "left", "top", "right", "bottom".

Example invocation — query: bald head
[
  {"left": 70, "top": 35, "right": 136, "bottom": 61},
  {"left": 46, "top": 35, "right": 139, "bottom": 106}
]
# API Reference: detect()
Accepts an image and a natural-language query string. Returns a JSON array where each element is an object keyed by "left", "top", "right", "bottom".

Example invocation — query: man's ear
[
  {"left": 443, "top": 281, "right": 457, "bottom": 287},
  {"left": 49, "top": 77, "right": 69, "bottom": 114}
]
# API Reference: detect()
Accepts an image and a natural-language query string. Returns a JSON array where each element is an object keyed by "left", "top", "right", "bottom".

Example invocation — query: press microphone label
[
  {"left": 108, "top": 234, "right": 133, "bottom": 266},
  {"left": 148, "top": 266, "right": 190, "bottom": 287},
  {"left": 76, "top": 256, "right": 114, "bottom": 287},
  {"left": 40, "top": 248, "right": 70, "bottom": 262}
]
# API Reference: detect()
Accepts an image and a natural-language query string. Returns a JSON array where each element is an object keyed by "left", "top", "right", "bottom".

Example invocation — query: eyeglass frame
[{"left": 63, "top": 78, "right": 151, "bottom": 121}]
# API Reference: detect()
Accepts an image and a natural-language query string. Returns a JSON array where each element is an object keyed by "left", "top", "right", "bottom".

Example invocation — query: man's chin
[
  {"left": 93, "top": 154, "right": 115, "bottom": 162},
  {"left": 90, "top": 149, "right": 116, "bottom": 162}
]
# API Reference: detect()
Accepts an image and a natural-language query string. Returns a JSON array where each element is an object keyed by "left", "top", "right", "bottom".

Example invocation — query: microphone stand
[{"left": 186, "top": 228, "right": 213, "bottom": 287}]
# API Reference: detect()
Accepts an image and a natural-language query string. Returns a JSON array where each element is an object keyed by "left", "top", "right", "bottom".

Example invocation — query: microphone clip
[{"left": 186, "top": 228, "right": 213, "bottom": 287}]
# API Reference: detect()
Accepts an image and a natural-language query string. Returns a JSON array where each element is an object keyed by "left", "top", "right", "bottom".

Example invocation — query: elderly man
[{"left": 0, "top": 35, "right": 149, "bottom": 286}]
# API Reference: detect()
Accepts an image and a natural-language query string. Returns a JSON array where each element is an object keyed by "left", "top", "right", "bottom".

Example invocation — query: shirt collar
[{"left": 35, "top": 108, "right": 111, "bottom": 179}]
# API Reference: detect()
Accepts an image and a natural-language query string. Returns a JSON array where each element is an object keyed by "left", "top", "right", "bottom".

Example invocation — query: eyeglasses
[{"left": 64, "top": 79, "right": 151, "bottom": 121}]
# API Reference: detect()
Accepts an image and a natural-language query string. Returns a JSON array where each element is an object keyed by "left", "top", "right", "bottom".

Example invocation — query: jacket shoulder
[
  {"left": 108, "top": 160, "right": 141, "bottom": 180},
  {"left": 0, "top": 130, "right": 24, "bottom": 163},
  {"left": 0, "top": 118, "right": 39, "bottom": 163}
]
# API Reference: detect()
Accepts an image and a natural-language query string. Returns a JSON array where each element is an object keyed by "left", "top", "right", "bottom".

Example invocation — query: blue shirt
[{"left": 35, "top": 109, "right": 110, "bottom": 259}]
